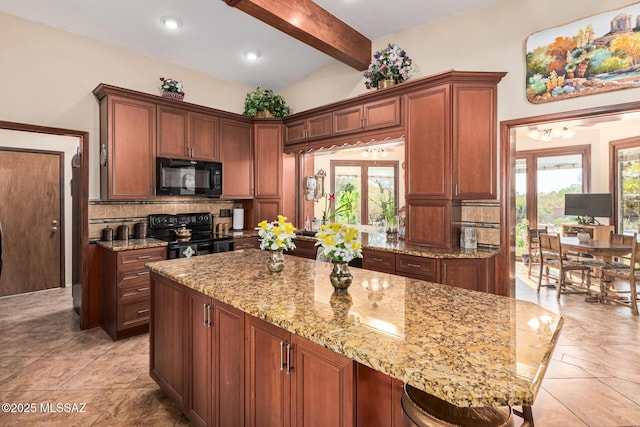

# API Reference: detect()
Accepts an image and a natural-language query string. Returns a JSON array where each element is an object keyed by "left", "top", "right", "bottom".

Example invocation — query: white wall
[
  {"left": 0, "top": 12, "right": 253, "bottom": 200},
  {"left": 0, "top": 129, "right": 78, "bottom": 286},
  {"left": 280, "top": 0, "right": 640, "bottom": 128}
]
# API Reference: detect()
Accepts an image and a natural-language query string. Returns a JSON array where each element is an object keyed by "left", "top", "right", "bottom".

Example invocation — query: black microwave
[{"left": 156, "top": 157, "right": 222, "bottom": 197}]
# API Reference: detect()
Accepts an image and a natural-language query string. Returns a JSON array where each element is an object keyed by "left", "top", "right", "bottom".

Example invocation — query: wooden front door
[{"left": 0, "top": 149, "right": 63, "bottom": 296}]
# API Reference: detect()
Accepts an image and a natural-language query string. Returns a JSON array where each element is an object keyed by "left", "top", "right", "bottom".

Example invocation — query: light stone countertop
[
  {"left": 146, "top": 249, "right": 562, "bottom": 408},
  {"left": 97, "top": 238, "right": 168, "bottom": 251}
]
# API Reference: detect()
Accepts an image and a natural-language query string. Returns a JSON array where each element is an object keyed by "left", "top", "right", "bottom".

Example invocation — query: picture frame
[{"left": 525, "top": 2, "right": 640, "bottom": 104}]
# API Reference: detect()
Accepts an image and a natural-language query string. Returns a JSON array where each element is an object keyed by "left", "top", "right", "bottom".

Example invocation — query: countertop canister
[{"left": 117, "top": 224, "right": 129, "bottom": 241}]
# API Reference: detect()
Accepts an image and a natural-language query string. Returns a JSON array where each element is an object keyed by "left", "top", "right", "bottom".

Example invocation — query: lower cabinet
[
  {"left": 362, "top": 249, "right": 396, "bottom": 273},
  {"left": 151, "top": 272, "right": 355, "bottom": 427},
  {"left": 234, "top": 236, "right": 259, "bottom": 250},
  {"left": 290, "top": 239, "right": 317, "bottom": 259},
  {"left": 187, "top": 289, "right": 245, "bottom": 427},
  {"left": 441, "top": 257, "right": 494, "bottom": 293},
  {"left": 246, "top": 315, "right": 354, "bottom": 427}
]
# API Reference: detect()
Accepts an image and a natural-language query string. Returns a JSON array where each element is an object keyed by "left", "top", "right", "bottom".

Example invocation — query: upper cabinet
[
  {"left": 333, "top": 97, "right": 401, "bottom": 137},
  {"left": 220, "top": 118, "right": 253, "bottom": 199},
  {"left": 284, "top": 113, "right": 332, "bottom": 144},
  {"left": 96, "top": 93, "right": 157, "bottom": 200},
  {"left": 157, "top": 106, "right": 219, "bottom": 161}
]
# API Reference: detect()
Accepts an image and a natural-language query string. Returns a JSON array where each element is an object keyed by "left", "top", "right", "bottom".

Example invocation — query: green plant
[{"left": 243, "top": 87, "right": 291, "bottom": 117}]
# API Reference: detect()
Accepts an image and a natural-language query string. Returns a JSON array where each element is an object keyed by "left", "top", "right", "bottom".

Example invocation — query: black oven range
[{"left": 148, "top": 213, "right": 234, "bottom": 259}]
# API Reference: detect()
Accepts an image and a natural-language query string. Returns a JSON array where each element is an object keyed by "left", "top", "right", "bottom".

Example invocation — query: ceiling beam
[{"left": 223, "top": 0, "right": 371, "bottom": 71}]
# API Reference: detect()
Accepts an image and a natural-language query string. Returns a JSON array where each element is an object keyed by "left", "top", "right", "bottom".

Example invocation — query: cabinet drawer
[
  {"left": 292, "top": 239, "right": 317, "bottom": 259},
  {"left": 396, "top": 255, "right": 437, "bottom": 281},
  {"left": 118, "top": 247, "right": 166, "bottom": 268},
  {"left": 362, "top": 249, "right": 396, "bottom": 273},
  {"left": 117, "top": 279, "right": 150, "bottom": 303},
  {"left": 234, "top": 237, "right": 259, "bottom": 250},
  {"left": 119, "top": 300, "right": 150, "bottom": 329},
  {"left": 117, "top": 267, "right": 150, "bottom": 284}
]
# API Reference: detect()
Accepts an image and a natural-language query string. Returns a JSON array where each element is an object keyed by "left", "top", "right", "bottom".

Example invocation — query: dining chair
[
  {"left": 527, "top": 226, "right": 548, "bottom": 279},
  {"left": 599, "top": 234, "right": 639, "bottom": 315},
  {"left": 537, "top": 233, "right": 592, "bottom": 300}
]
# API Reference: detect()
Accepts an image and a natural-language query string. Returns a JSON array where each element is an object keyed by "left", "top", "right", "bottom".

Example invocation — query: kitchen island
[{"left": 147, "top": 249, "right": 562, "bottom": 426}]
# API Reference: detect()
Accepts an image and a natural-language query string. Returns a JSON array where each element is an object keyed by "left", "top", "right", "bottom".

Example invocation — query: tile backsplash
[
  {"left": 460, "top": 200, "right": 500, "bottom": 248},
  {"left": 89, "top": 199, "right": 238, "bottom": 240}
]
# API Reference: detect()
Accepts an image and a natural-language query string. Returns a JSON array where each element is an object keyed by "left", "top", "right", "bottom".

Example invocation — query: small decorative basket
[{"left": 162, "top": 92, "right": 184, "bottom": 101}]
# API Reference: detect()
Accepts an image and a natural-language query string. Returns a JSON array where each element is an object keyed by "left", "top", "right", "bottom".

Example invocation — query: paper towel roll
[{"left": 232, "top": 208, "right": 244, "bottom": 230}]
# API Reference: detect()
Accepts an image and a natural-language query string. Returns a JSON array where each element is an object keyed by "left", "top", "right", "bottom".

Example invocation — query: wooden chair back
[{"left": 609, "top": 233, "right": 636, "bottom": 265}]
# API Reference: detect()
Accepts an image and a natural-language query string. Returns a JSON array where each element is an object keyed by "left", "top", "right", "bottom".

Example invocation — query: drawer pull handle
[
  {"left": 407, "top": 263, "right": 422, "bottom": 268},
  {"left": 286, "top": 343, "right": 293, "bottom": 375},
  {"left": 137, "top": 308, "right": 150, "bottom": 315},
  {"left": 280, "top": 341, "right": 285, "bottom": 371},
  {"left": 370, "top": 257, "right": 384, "bottom": 262},
  {"left": 137, "top": 255, "right": 152, "bottom": 260},
  {"left": 137, "top": 287, "right": 149, "bottom": 292},
  {"left": 137, "top": 271, "right": 149, "bottom": 276}
]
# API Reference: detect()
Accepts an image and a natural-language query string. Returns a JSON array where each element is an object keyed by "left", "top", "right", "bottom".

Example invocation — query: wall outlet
[{"left": 219, "top": 209, "right": 232, "bottom": 217}]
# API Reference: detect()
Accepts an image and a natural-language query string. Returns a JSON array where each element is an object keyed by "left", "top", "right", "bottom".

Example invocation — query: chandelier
[{"left": 527, "top": 127, "right": 576, "bottom": 142}]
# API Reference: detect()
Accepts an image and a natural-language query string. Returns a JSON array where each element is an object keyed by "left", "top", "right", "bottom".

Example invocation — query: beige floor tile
[
  {"left": 0, "top": 357, "right": 38, "bottom": 383},
  {"left": 543, "top": 378, "right": 640, "bottom": 426},
  {"left": 60, "top": 353, "right": 148, "bottom": 390},
  {"left": 527, "top": 388, "right": 588, "bottom": 427},
  {"left": 0, "top": 356, "right": 96, "bottom": 391},
  {"left": 543, "top": 358, "right": 594, "bottom": 379},
  {"left": 91, "top": 387, "right": 182, "bottom": 426}
]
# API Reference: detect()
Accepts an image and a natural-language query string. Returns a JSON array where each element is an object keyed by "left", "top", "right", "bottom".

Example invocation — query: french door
[{"left": 611, "top": 136, "right": 640, "bottom": 234}]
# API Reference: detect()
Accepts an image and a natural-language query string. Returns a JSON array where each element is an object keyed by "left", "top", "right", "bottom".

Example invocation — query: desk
[{"left": 561, "top": 237, "right": 632, "bottom": 302}]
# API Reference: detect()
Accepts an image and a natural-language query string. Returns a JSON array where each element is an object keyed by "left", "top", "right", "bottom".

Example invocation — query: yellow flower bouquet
[
  {"left": 315, "top": 223, "right": 363, "bottom": 263},
  {"left": 256, "top": 215, "right": 296, "bottom": 251}
]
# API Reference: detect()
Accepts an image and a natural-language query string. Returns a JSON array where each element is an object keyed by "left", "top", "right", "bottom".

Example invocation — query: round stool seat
[{"left": 401, "top": 384, "right": 513, "bottom": 427}]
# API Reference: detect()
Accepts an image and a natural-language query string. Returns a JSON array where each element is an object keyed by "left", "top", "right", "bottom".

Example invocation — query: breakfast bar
[{"left": 146, "top": 249, "right": 563, "bottom": 426}]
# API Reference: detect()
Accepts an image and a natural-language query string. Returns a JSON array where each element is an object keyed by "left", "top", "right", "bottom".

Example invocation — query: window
[
  {"left": 516, "top": 145, "right": 590, "bottom": 252},
  {"left": 329, "top": 160, "right": 399, "bottom": 229},
  {"left": 611, "top": 137, "right": 640, "bottom": 234}
]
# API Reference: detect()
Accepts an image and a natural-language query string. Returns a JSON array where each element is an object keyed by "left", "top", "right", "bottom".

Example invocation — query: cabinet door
[
  {"left": 290, "top": 335, "right": 354, "bottom": 427},
  {"left": 214, "top": 301, "right": 245, "bottom": 427},
  {"left": 404, "top": 85, "right": 451, "bottom": 198},
  {"left": 256, "top": 199, "right": 283, "bottom": 223},
  {"left": 246, "top": 316, "right": 291, "bottom": 427},
  {"left": 451, "top": 84, "right": 497, "bottom": 199},
  {"left": 284, "top": 119, "right": 307, "bottom": 144},
  {"left": 188, "top": 291, "right": 212, "bottom": 427},
  {"left": 306, "top": 113, "right": 332, "bottom": 140},
  {"left": 406, "top": 200, "right": 459, "bottom": 249},
  {"left": 234, "top": 237, "right": 259, "bottom": 251},
  {"left": 333, "top": 105, "right": 363, "bottom": 136},
  {"left": 290, "top": 239, "right": 317, "bottom": 259},
  {"left": 190, "top": 113, "right": 220, "bottom": 161},
  {"left": 150, "top": 274, "right": 187, "bottom": 409},
  {"left": 441, "top": 258, "right": 484, "bottom": 291},
  {"left": 220, "top": 119, "right": 253, "bottom": 199},
  {"left": 254, "top": 123, "right": 283, "bottom": 198},
  {"left": 363, "top": 97, "right": 400, "bottom": 131},
  {"left": 157, "top": 105, "right": 189, "bottom": 158},
  {"left": 102, "top": 95, "right": 156, "bottom": 199}
]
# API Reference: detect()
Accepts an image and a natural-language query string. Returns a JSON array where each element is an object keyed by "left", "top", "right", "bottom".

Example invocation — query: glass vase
[
  {"left": 329, "top": 261, "right": 353, "bottom": 291},
  {"left": 266, "top": 249, "right": 285, "bottom": 273}
]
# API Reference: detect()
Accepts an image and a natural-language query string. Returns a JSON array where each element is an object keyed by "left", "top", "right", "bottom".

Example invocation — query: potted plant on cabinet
[{"left": 243, "top": 87, "right": 291, "bottom": 118}]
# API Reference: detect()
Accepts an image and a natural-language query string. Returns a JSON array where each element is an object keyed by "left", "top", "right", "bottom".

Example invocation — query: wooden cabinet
[
  {"left": 186, "top": 289, "right": 244, "bottom": 427},
  {"left": 333, "top": 97, "right": 400, "bottom": 137},
  {"left": 441, "top": 258, "right": 493, "bottom": 293},
  {"left": 100, "top": 246, "right": 165, "bottom": 340},
  {"left": 362, "top": 249, "right": 396, "bottom": 274},
  {"left": 96, "top": 93, "right": 157, "bottom": 200},
  {"left": 284, "top": 113, "right": 332, "bottom": 144},
  {"left": 220, "top": 118, "right": 253, "bottom": 199},
  {"left": 254, "top": 123, "right": 283, "bottom": 198},
  {"left": 404, "top": 78, "right": 499, "bottom": 248},
  {"left": 290, "top": 239, "right": 317, "bottom": 259},
  {"left": 150, "top": 273, "right": 187, "bottom": 409},
  {"left": 255, "top": 199, "right": 283, "bottom": 223},
  {"left": 157, "top": 107, "right": 220, "bottom": 161},
  {"left": 234, "top": 236, "right": 259, "bottom": 250},
  {"left": 245, "top": 315, "right": 354, "bottom": 427}
]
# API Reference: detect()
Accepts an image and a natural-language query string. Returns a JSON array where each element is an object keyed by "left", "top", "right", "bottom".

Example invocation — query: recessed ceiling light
[
  {"left": 161, "top": 16, "right": 182, "bottom": 30},
  {"left": 244, "top": 51, "right": 261, "bottom": 61}
]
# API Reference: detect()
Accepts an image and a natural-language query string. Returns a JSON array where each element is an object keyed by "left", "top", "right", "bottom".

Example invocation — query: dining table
[{"left": 560, "top": 237, "right": 633, "bottom": 302}]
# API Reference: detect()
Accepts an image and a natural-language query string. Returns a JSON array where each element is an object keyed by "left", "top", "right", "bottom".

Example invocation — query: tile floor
[{"left": 0, "top": 267, "right": 639, "bottom": 426}]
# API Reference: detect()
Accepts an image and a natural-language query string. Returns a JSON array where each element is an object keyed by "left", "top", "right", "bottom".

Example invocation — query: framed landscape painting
[{"left": 525, "top": 2, "right": 640, "bottom": 104}]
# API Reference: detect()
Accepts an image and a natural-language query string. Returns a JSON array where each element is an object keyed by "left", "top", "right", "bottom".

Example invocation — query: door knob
[{"left": 51, "top": 220, "right": 58, "bottom": 233}]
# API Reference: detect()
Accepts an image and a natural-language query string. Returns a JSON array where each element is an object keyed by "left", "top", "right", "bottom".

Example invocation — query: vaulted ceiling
[{"left": 0, "top": 0, "right": 504, "bottom": 91}]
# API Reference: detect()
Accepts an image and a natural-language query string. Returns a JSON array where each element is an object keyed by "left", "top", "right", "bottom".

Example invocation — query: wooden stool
[{"left": 401, "top": 384, "right": 513, "bottom": 427}]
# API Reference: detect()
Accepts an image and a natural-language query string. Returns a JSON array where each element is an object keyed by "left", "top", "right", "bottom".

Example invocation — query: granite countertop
[
  {"left": 97, "top": 238, "right": 168, "bottom": 251},
  {"left": 231, "top": 230, "right": 498, "bottom": 259},
  {"left": 146, "top": 249, "right": 562, "bottom": 408}
]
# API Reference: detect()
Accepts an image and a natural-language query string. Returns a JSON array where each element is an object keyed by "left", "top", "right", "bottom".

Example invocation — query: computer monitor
[{"left": 564, "top": 193, "right": 613, "bottom": 218}]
